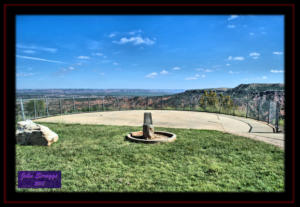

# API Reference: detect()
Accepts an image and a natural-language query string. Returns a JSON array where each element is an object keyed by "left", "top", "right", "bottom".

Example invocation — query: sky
[{"left": 16, "top": 15, "right": 284, "bottom": 89}]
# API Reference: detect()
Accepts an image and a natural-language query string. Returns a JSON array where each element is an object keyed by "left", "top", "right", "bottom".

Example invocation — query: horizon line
[{"left": 16, "top": 83, "right": 284, "bottom": 91}]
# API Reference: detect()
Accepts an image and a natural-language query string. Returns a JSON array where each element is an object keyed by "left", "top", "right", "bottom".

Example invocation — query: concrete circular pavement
[{"left": 35, "top": 110, "right": 284, "bottom": 149}]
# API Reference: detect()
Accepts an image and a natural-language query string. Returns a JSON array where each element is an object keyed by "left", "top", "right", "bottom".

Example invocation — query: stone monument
[
  {"left": 127, "top": 112, "right": 176, "bottom": 143},
  {"left": 143, "top": 112, "right": 155, "bottom": 139}
]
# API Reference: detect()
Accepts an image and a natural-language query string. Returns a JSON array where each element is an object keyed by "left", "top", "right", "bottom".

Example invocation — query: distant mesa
[{"left": 16, "top": 83, "right": 284, "bottom": 99}]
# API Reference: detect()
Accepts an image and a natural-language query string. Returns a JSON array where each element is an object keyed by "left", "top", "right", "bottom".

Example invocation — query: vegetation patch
[{"left": 16, "top": 123, "right": 284, "bottom": 192}]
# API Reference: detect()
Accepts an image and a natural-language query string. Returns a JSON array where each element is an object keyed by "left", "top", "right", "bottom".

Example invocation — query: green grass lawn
[{"left": 16, "top": 123, "right": 284, "bottom": 192}]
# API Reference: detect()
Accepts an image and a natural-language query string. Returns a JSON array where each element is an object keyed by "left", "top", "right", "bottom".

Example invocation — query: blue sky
[{"left": 16, "top": 15, "right": 284, "bottom": 89}]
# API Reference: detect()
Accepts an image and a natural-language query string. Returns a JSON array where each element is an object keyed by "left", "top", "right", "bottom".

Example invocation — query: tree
[
  {"left": 207, "top": 91, "right": 218, "bottom": 107},
  {"left": 199, "top": 91, "right": 207, "bottom": 108},
  {"left": 199, "top": 90, "right": 219, "bottom": 109},
  {"left": 222, "top": 95, "right": 234, "bottom": 109}
]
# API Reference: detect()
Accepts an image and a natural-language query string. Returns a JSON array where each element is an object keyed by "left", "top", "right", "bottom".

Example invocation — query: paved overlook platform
[{"left": 36, "top": 110, "right": 284, "bottom": 149}]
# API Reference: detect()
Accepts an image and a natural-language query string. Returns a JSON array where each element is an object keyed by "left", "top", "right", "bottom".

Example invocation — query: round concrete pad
[
  {"left": 35, "top": 110, "right": 284, "bottom": 149},
  {"left": 126, "top": 131, "right": 176, "bottom": 143}
]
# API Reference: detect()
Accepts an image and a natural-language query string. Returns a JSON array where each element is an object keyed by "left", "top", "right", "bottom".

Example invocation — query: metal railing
[{"left": 16, "top": 92, "right": 285, "bottom": 133}]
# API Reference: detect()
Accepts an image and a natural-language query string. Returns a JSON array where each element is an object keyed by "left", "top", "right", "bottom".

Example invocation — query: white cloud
[
  {"left": 57, "top": 65, "right": 78, "bottom": 76},
  {"left": 128, "top": 29, "right": 142, "bottom": 35},
  {"left": 172, "top": 66, "right": 181, "bottom": 70},
  {"left": 77, "top": 56, "right": 90, "bottom": 59},
  {"left": 42, "top": 48, "right": 57, "bottom": 53},
  {"left": 249, "top": 52, "right": 260, "bottom": 59},
  {"left": 227, "top": 24, "right": 236, "bottom": 29},
  {"left": 262, "top": 76, "right": 268, "bottom": 80},
  {"left": 60, "top": 66, "right": 77, "bottom": 73},
  {"left": 16, "top": 55, "right": 65, "bottom": 64},
  {"left": 195, "top": 68, "right": 212, "bottom": 72},
  {"left": 41, "top": 48, "right": 57, "bottom": 53},
  {"left": 160, "top": 70, "right": 168, "bottom": 75},
  {"left": 273, "top": 51, "right": 283, "bottom": 55},
  {"left": 270, "top": 69, "right": 284, "bottom": 73},
  {"left": 113, "top": 36, "right": 155, "bottom": 45},
  {"left": 226, "top": 63, "right": 231, "bottom": 66},
  {"left": 23, "top": 50, "right": 36, "bottom": 54},
  {"left": 228, "top": 15, "right": 239, "bottom": 21},
  {"left": 113, "top": 62, "right": 119, "bottom": 66},
  {"left": 16, "top": 72, "right": 35, "bottom": 77},
  {"left": 109, "top": 33, "right": 117, "bottom": 38},
  {"left": 228, "top": 56, "right": 244, "bottom": 61},
  {"left": 233, "top": 56, "right": 245, "bottom": 61},
  {"left": 146, "top": 72, "right": 158, "bottom": 78},
  {"left": 249, "top": 52, "right": 260, "bottom": 56},
  {"left": 17, "top": 44, "right": 57, "bottom": 53},
  {"left": 185, "top": 73, "right": 205, "bottom": 80}
]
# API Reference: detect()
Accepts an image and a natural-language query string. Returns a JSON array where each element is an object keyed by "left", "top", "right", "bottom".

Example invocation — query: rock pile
[{"left": 16, "top": 120, "right": 59, "bottom": 146}]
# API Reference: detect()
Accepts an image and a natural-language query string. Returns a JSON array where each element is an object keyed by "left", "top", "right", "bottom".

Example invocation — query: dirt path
[{"left": 35, "top": 110, "right": 284, "bottom": 149}]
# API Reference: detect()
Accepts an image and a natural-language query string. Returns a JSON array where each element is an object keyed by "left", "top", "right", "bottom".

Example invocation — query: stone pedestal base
[{"left": 143, "top": 124, "right": 155, "bottom": 139}]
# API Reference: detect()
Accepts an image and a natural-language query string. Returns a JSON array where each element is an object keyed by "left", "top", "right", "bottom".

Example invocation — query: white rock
[{"left": 16, "top": 120, "right": 58, "bottom": 146}]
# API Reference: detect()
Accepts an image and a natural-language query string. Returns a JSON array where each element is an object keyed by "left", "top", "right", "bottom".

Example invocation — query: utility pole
[
  {"left": 146, "top": 96, "right": 148, "bottom": 110},
  {"left": 232, "top": 99, "right": 235, "bottom": 116},
  {"left": 102, "top": 96, "right": 105, "bottom": 111},
  {"left": 267, "top": 100, "right": 271, "bottom": 124},
  {"left": 59, "top": 98, "right": 62, "bottom": 115},
  {"left": 275, "top": 101, "right": 280, "bottom": 133},
  {"left": 246, "top": 94, "right": 249, "bottom": 118},
  {"left": 257, "top": 97, "right": 260, "bottom": 121},
  {"left": 34, "top": 99, "right": 37, "bottom": 119},
  {"left": 20, "top": 98, "right": 25, "bottom": 121},
  {"left": 219, "top": 96, "right": 222, "bottom": 114},
  {"left": 98, "top": 97, "right": 101, "bottom": 111},
  {"left": 73, "top": 96, "right": 76, "bottom": 113},
  {"left": 45, "top": 97, "right": 49, "bottom": 117}
]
